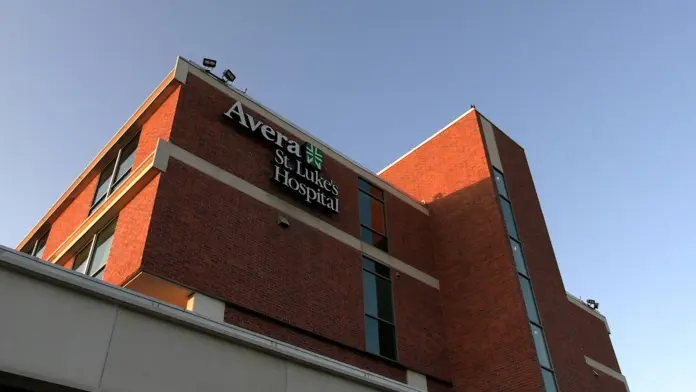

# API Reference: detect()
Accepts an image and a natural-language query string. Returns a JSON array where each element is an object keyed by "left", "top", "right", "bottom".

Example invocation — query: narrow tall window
[
  {"left": 22, "top": 229, "right": 50, "bottom": 259},
  {"left": 358, "top": 178, "right": 388, "bottom": 252},
  {"left": 493, "top": 168, "right": 558, "bottom": 392},
  {"left": 72, "top": 219, "right": 117, "bottom": 280},
  {"left": 362, "top": 256, "right": 396, "bottom": 359},
  {"left": 90, "top": 133, "right": 140, "bottom": 214}
]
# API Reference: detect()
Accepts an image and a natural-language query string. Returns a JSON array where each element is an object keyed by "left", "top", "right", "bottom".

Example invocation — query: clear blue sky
[{"left": 1, "top": 1, "right": 694, "bottom": 390}]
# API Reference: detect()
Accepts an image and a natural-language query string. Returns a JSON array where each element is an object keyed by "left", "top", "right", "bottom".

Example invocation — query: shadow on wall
[{"left": 422, "top": 178, "right": 544, "bottom": 391}]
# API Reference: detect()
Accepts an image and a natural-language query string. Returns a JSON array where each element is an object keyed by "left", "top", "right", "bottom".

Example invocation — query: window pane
[
  {"left": 365, "top": 316, "right": 380, "bottom": 355},
  {"left": 531, "top": 324, "right": 551, "bottom": 368},
  {"left": 376, "top": 277, "right": 394, "bottom": 322},
  {"left": 88, "top": 221, "right": 116, "bottom": 276},
  {"left": 378, "top": 320, "right": 397, "bottom": 359},
  {"left": 365, "top": 317, "right": 397, "bottom": 359},
  {"left": 359, "top": 178, "right": 383, "bottom": 200},
  {"left": 500, "top": 198, "right": 519, "bottom": 240},
  {"left": 34, "top": 242, "right": 46, "bottom": 259},
  {"left": 362, "top": 257, "right": 376, "bottom": 272},
  {"left": 363, "top": 271, "right": 394, "bottom": 322},
  {"left": 359, "top": 191, "right": 372, "bottom": 227},
  {"left": 359, "top": 193, "right": 386, "bottom": 234},
  {"left": 33, "top": 232, "right": 49, "bottom": 259},
  {"left": 363, "top": 271, "right": 378, "bottom": 317},
  {"left": 92, "top": 160, "right": 116, "bottom": 208},
  {"left": 362, "top": 256, "right": 390, "bottom": 278},
  {"left": 510, "top": 239, "right": 528, "bottom": 275},
  {"left": 493, "top": 169, "right": 508, "bottom": 198},
  {"left": 541, "top": 369, "right": 558, "bottom": 392},
  {"left": 113, "top": 135, "right": 139, "bottom": 186},
  {"left": 519, "top": 276, "right": 540, "bottom": 324},
  {"left": 360, "top": 227, "right": 388, "bottom": 252},
  {"left": 74, "top": 245, "right": 91, "bottom": 274}
]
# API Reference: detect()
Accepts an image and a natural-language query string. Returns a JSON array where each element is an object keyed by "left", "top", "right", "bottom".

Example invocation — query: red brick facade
[
  {"left": 17, "top": 60, "right": 626, "bottom": 392},
  {"left": 380, "top": 112, "right": 544, "bottom": 392}
]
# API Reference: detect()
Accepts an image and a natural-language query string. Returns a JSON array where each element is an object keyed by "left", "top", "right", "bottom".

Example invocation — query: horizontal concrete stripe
[
  {"left": 0, "top": 246, "right": 424, "bottom": 392},
  {"left": 155, "top": 139, "right": 440, "bottom": 290},
  {"left": 585, "top": 356, "right": 629, "bottom": 391}
]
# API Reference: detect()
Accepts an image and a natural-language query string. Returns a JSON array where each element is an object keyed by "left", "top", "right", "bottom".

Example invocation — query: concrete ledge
[
  {"left": 585, "top": 356, "right": 630, "bottom": 391},
  {"left": 0, "top": 246, "right": 422, "bottom": 392}
]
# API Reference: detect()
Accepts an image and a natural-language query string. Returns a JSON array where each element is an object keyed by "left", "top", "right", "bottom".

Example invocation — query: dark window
[
  {"left": 360, "top": 227, "right": 388, "bottom": 252},
  {"left": 92, "top": 159, "right": 116, "bottom": 212},
  {"left": 22, "top": 230, "right": 50, "bottom": 259},
  {"left": 362, "top": 256, "right": 396, "bottom": 359},
  {"left": 71, "top": 219, "right": 117, "bottom": 279},
  {"left": 531, "top": 324, "right": 551, "bottom": 368},
  {"left": 73, "top": 244, "right": 91, "bottom": 275},
  {"left": 510, "top": 239, "right": 528, "bottom": 276},
  {"left": 365, "top": 316, "right": 397, "bottom": 360},
  {"left": 500, "top": 197, "right": 518, "bottom": 240},
  {"left": 90, "top": 133, "right": 140, "bottom": 214},
  {"left": 541, "top": 368, "right": 558, "bottom": 392},
  {"left": 89, "top": 221, "right": 116, "bottom": 277},
  {"left": 519, "top": 275, "right": 540, "bottom": 324},
  {"left": 493, "top": 169, "right": 508, "bottom": 198},
  {"left": 358, "top": 178, "right": 388, "bottom": 252},
  {"left": 112, "top": 134, "right": 139, "bottom": 190},
  {"left": 362, "top": 257, "right": 390, "bottom": 278},
  {"left": 34, "top": 233, "right": 48, "bottom": 259}
]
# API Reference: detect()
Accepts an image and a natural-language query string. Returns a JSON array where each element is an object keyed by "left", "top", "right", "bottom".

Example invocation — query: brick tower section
[{"left": 380, "top": 111, "right": 543, "bottom": 392}]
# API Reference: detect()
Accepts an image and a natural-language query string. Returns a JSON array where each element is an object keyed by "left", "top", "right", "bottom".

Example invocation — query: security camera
[{"left": 278, "top": 216, "right": 290, "bottom": 228}]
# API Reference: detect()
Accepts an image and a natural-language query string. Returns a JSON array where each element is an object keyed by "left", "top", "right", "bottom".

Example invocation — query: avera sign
[{"left": 224, "top": 101, "right": 339, "bottom": 213}]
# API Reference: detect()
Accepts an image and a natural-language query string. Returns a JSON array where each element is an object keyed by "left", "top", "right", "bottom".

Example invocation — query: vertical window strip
[
  {"left": 358, "top": 178, "right": 388, "bottom": 252},
  {"left": 493, "top": 168, "right": 559, "bottom": 392},
  {"left": 362, "top": 256, "right": 397, "bottom": 359}
]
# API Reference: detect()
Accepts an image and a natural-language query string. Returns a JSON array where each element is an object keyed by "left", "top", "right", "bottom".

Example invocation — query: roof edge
[
  {"left": 177, "top": 57, "right": 430, "bottom": 215},
  {"left": 377, "top": 107, "right": 476, "bottom": 175},
  {"left": 17, "top": 62, "right": 182, "bottom": 250}
]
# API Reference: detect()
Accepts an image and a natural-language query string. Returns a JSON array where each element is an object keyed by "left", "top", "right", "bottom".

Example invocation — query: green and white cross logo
[{"left": 304, "top": 143, "right": 324, "bottom": 170}]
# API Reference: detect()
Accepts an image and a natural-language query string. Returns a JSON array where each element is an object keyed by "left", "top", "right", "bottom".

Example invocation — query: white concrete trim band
[
  {"left": 173, "top": 57, "right": 429, "bottom": 216},
  {"left": 584, "top": 356, "right": 630, "bottom": 391},
  {"left": 0, "top": 246, "right": 424, "bottom": 392},
  {"left": 154, "top": 140, "right": 440, "bottom": 290},
  {"left": 566, "top": 293, "right": 611, "bottom": 333}
]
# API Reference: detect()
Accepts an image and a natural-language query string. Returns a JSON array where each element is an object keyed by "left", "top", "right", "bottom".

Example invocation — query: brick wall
[
  {"left": 26, "top": 84, "right": 180, "bottom": 266},
  {"left": 132, "top": 86, "right": 180, "bottom": 168},
  {"left": 381, "top": 111, "right": 542, "bottom": 392},
  {"left": 167, "top": 75, "right": 433, "bottom": 273},
  {"left": 142, "top": 160, "right": 447, "bottom": 380},
  {"left": 41, "top": 175, "right": 98, "bottom": 259},
  {"left": 567, "top": 303, "right": 621, "bottom": 372},
  {"left": 104, "top": 175, "right": 161, "bottom": 285},
  {"left": 494, "top": 128, "right": 625, "bottom": 392}
]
